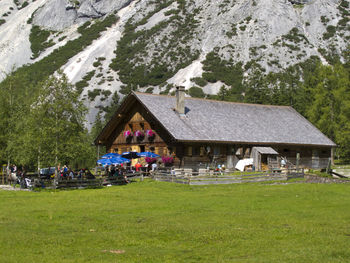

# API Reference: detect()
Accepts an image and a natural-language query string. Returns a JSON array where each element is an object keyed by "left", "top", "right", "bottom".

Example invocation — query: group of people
[
  {"left": 58, "top": 165, "right": 95, "bottom": 180},
  {"left": 6, "top": 164, "right": 31, "bottom": 188},
  {"left": 104, "top": 161, "right": 159, "bottom": 176},
  {"left": 216, "top": 164, "right": 226, "bottom": 174}
]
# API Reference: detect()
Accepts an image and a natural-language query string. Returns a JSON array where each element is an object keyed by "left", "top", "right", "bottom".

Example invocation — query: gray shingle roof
[
  {"left": 252, "top": 147, "right": 278, "bottom": 155},
  {"left": 134, "top": 92, "right": 336, "bottom": 147}
]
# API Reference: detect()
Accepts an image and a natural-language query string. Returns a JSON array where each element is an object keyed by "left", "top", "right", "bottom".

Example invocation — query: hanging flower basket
[
  {"left": 162, "top": 156, "right": 174, "bottom": 164},
  {"left": 134, "top": 130, "right": 144, "bottom": 141},
  {"left": 123, "top": 130, "right": 133, "bottom": 139},
  {"left": 145, "top": 157, "right": 157, "bottom": 163},
  {"left": 146, "top": 130, "right": 155, "bottom": 141},
  {"left": 162, "top": 156, "right": 174, "bottom": 167}
]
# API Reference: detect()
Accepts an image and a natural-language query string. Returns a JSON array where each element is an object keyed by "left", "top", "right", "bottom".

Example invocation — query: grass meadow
[{"left": 0, "top": 180, "right": 350, "bottom": 262}]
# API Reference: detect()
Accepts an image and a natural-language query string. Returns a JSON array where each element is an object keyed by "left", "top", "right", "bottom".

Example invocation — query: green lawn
[{"left": 0, "top": 180, "right": 349, "bottom": 262}]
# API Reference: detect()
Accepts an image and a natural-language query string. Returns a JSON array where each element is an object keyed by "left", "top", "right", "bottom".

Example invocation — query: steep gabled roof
[
  {"left": 133, "top": 92, "right": 336, "bottom": 146},
  {"left": 96, "top": 92, "right": 336, "bottom": 147}
]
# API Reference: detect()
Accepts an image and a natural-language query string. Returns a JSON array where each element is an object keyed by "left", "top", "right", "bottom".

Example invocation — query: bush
[
  {"left": 191, "top": 77, "right": 207, "bottom": 87},
  {"left": 188, "top": 87, "right": 205, "bottom": 98},
  {"left": 29, "top": 25, "right": 55, "bottom": 59},
  {"left": 21, "top": 1, "right": 29, "bottom": 9},
  {"left": 323, "top": 25, "right": 336, "bottom": 40},
  {"left": 88, "top": 89, "right": 101, "bottom": 101}
]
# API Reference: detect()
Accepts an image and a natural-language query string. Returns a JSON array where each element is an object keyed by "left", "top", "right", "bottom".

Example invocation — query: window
[
  {"left": 214, "top": 146, "right": 220, "bottom": 155},
  {"left": 187, "top": 146, "right": 192, "bottom": 156},
  {"left": 200, "top": 147, "right": 205, "bottom": 156},
  {"left": 193, "top": 147, "right": 200, "bottom": 156}
]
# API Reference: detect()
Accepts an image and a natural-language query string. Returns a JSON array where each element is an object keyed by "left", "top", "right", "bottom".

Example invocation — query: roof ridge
[{"left": 133, "top": 91, "right": 292, "bottom": 109}]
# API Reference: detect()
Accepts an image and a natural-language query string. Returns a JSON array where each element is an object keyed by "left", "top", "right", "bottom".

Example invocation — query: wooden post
[
  {"left": 331, "top": 147, "right": 335, "bottom": 165},
  {"left": 1, "top": 165, "right": 4, "bottom": 185},
  {"left": 140, "top": 172, "right": 144, "bottom": 182},
  {"left": 326, "top": 158, "right": 332, "bottom": 174},
  {"left": 296, "top": 153, "right": 300, "bottom": 172}
]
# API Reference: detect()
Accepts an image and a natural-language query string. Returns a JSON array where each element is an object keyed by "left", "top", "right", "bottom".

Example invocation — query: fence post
[{"left": 140, "top": 172, "right": 144, "bottom": 182}]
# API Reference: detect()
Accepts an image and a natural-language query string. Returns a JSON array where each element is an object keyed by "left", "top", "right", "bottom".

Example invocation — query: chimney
[{"left": 175, "top": 86, "right": 185, "bottom": 115}]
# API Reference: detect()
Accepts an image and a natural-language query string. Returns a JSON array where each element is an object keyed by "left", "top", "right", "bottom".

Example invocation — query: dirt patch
[
  {"left": 102, "top": 249, "right": 125, "bottom": 254},
  {"left": 0, "top": 185, "right": 29, "bottom": 191}
]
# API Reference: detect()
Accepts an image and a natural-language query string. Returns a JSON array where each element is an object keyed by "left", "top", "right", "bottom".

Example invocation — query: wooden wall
[{"left": 108, "top": 112, "right": 171, "bottom": 156}]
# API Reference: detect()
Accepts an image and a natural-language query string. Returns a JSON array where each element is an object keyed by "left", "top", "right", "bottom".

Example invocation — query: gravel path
[{"left": 0, "top": 185, "right": 30, "bottom": 191}]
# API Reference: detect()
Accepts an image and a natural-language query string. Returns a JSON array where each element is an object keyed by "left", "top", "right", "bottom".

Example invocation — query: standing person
[
  {"left": 63, "top": 165, "right": 68, "bottom": 178},
  {"left": 135, "top": 161, "right": 142, "bottom": 172},
  {"left": 281, "top": 158, "right": 286, "bottom": 168},
  {"left": 69, "top": 168, "right": 75, "bottom": 179},
  {"left": 151, "top": 162, "right": 157, "bottom": 173}
]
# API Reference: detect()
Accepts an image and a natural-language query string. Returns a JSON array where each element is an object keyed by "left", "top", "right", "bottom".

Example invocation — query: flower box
[
  {"left": 146, "top": 129, "right": 155, "bottom": 141},
  {"left": 145, "top": 157, "right": 157, "bottom": 163},
  {"left": 162, "top": 156, "right": 174, "bottom": 164},
  {"left": 123, "top": 130, "right": 133, "bottom": 139},
  {"left": 134, "top": 130, "right": 144, "bottom": 139}
]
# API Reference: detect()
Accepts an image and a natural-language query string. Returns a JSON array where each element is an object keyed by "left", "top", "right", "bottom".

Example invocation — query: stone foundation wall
[{"left": 305, "top": 175, "right": 350, "bottom": 184}]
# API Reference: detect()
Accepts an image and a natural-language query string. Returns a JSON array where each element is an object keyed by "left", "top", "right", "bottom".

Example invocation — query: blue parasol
[
  {"left": 101, "top": 153, "right": 121, "bottom": 159},
  {"left": 137, "top": 152, "right": 160, "bottom": 158},
  {"left": 121, "top": 151, "right": 139, "bottom": 159},
  {"left": 97, "top": 157, "right": 130, "bottom": 165}
]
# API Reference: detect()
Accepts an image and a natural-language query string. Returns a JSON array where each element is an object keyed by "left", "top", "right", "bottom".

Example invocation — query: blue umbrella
[
  {"left": 97, "top": 158, "right": 113, "bottom": 166},
  {"left": 97, "top": 157, "right": 130, "bottom": 166},
  {"left": 121, "top": 151, "right": 139, "bottom": 159},
  {"left": 137, "top": 152, "right": 160, "bottom": 158},
  {"left": 101, "top": 153, "right": 121, "bottom": 159},
  {"left": 109, "top": 156, "right": 131, "bottom": 164}
]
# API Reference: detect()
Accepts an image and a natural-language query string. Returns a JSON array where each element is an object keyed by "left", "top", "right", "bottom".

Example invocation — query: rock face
[
  {"left": 32, "top": 0, "right": 133, "bottom": 30},
  {"left": 0, "top": 0, "right": 349, "bottom": 125},
  {"left": 33, "top": 0, "right": 78, "bottom": 30}
]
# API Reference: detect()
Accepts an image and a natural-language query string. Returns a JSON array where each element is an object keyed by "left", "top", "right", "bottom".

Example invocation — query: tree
[
  {"left": 306, "top": 63, "right": 350, "bottom": 159},
  {"left": 21, "top": 72, "right": 94, "bottom": 169},
  {"left": 0, "top": 70, "right": 33, "bottom": 166},
  {"left": 103, "top": 91, "right": 120, "bottom": 122}
]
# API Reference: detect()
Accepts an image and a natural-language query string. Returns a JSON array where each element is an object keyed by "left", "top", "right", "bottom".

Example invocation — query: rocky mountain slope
[{"left": 0, "top": 0, "right": 349, "bottom": 125}]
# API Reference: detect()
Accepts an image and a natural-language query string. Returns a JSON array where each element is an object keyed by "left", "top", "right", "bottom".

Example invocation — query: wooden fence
[
  {"left": 152, "top": 168, "right": 304, "bottom": 185},
  {"left": 1, "top": 169, "right": 304, "bottom": 189},
  {"left": 11, "top": 173, "right": 146, "bottom": 190}
]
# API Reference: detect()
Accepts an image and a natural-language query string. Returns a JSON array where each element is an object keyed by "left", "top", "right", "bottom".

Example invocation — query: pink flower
[
  {"left": 162, "top": 156, "right": 174, "bottom": 164},
  {"left": 145, "top": 157, "right": 157, "bottom": 163},
  {"left": 123, "top": 130, "right": 133, "bottom": 138},
  {"left": 135, "top": 130, "right": 144, "bottom": 138},
  {"left": 146, "top": 130, "right": 155, "bottom": 137}
]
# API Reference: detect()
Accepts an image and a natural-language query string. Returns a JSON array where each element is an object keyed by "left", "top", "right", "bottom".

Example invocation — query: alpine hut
[{"left": 95, "top": 88, "right": 336, "bottom": 171}]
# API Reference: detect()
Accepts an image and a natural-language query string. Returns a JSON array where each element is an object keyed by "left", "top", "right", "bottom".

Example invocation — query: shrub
[
  {"left": 29, "top": 25, "right": 55, "bottom": 59},
  {"left": 323, "top": 25, "right": 336, "bottom": 40},
  {"left": 188, "top": 86, "right": 205, "bottom": 98},
  {"left": 93, "top": 61, "right": 101, "bottom": 67},
  {"left": 191, "top": 77, "right": 208, "bottom": 87},
  {"left": 21, "top": 1, "right": 29, "bottom": 9},
  {"left": 88, "top": 89, "right": 101, "bottom": 101}
]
